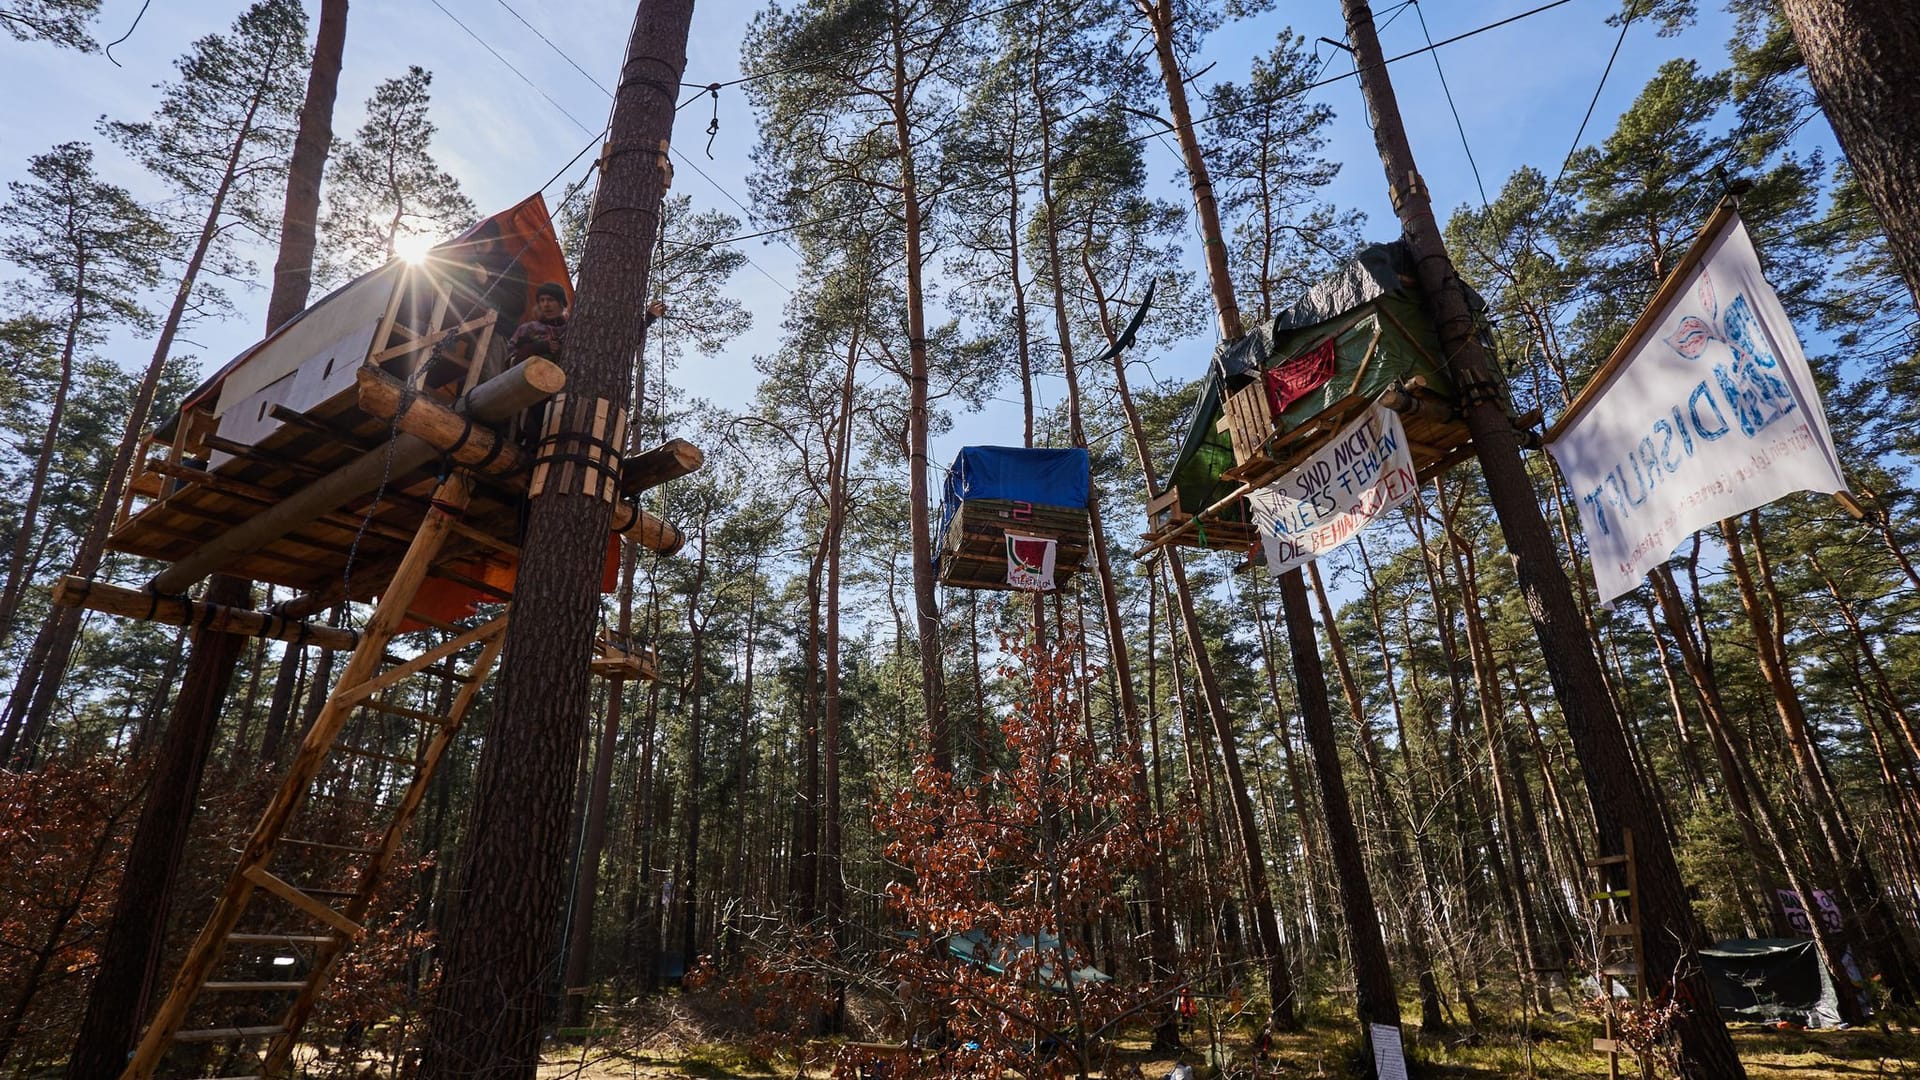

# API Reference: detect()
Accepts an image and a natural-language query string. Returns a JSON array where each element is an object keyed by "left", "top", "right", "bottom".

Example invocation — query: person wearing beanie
[{"left": 510, "top": 281, "right": 571, "bottom": 363}]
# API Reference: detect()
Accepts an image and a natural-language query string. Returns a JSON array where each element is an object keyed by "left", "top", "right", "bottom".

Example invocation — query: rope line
[{"left": 656, "top": 0, "right": 1585, "bottom": 265}]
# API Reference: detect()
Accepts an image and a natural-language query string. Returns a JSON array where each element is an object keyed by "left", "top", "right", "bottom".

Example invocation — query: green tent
[
  {"left": 1161, "top": 240, "right": 1500, "bottom": 521},
  {"left": 1698, "top": 938, "right": 1846, "bottom": 1028},
  {"left": 944, "top": 929, "right": 1110, "bottom": 993}
]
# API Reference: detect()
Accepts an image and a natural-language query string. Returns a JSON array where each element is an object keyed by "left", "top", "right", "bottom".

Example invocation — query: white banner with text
[
  {"left": 1247, "top": 402, "right": 1419, "bottom": 575},
  {"left": 1547, "top": 211, "right": 1848, "bottom": 606}
]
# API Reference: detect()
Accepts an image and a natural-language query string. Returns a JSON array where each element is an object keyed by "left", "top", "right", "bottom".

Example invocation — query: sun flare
[{"left": 395, "top": 232, "right": 436, "bottom": 266}]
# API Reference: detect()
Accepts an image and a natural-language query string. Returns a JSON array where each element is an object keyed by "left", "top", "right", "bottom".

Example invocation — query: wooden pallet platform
[{"left": 939, "top": 499, "right": 1089, "bottom": 591}]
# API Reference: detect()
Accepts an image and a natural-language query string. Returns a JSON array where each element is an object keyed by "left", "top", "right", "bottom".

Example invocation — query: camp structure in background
[
  {"left": 943, "top": 929, "right": 1112, "bottom": 993},
  {"left": 1142, "top": 240, "right": 1540, "bottom": 557},
  {"left": 1698, "top": 939, "right": 1849, "bottom": 1030},
  {"left": 936, "top": 446, "right": 1090, "bottom": 591}
]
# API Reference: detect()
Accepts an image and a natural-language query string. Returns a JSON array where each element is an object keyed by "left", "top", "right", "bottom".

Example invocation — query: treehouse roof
[
  {"left": 939, "top": 444, "right": 1089, "bottom": 537},
  {"left": 162, "top": 193, "right": 570, "bottom": 434}
]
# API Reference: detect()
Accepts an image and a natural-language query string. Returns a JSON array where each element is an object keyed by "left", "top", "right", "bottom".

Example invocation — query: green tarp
[
  {"left": 1699, "top": 938, "right": 1846, "bottom": 1028},
  {"left": 1162, "top": 240, "right": 1495, "bottom": 518}
]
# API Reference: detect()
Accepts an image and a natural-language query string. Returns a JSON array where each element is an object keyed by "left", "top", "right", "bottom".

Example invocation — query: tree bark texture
[
  {"left": 62, "top": 580, "right": 249, "bottom": 1080},
  {"left": 1336, "top": 2, "right": 1746, "bottom": 1073},
  {"left": 1779, "top": 0, "right": 1920, "bottom": 313},
  {"left": 417, "top": 0, "right": 691, "bottom": 1071},
  {"left": 1276, "top": 565, "right": 1403, "bottom": 1067}
]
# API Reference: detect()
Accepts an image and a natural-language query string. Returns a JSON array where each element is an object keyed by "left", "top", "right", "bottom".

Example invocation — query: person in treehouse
[
  {"left": 510, "top": 281, "right": 570, "bottom": 363},
  {"left": 510, "top": 283, "right": 667, "bottom": 364}
]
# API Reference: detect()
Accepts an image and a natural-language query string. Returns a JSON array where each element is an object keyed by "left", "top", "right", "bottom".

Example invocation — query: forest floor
[{"left": 528, "top": 990, "right": 1920, "bottom": 1078}]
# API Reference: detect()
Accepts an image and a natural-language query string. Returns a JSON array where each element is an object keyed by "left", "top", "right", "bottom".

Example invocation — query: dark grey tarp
[{"left": 1698, "top": 938, "right": 1845, "bottom": 1028}]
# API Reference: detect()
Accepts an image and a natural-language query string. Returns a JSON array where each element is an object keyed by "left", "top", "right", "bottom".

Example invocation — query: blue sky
[{"left": 2, "top": 0, "right": 1784, "bottom": 518}]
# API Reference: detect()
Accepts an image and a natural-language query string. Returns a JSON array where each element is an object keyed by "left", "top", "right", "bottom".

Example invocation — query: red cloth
[{"left": 1264, "top": 337, "right": 1338, "bottom": 415}]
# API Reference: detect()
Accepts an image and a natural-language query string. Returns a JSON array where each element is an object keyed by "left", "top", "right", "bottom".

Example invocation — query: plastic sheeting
[
  {"left": 1698, "top": 938, "right": 1847, "bottom": 1028},
  {"left": 1163, "top": 239, "right": 1497, "bottom": 518},
  {"left": 939, "top": 445, "right": 1090, "bottom": 544}
]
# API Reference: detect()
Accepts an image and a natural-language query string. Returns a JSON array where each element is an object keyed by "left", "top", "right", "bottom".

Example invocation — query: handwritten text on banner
[{"left": 1247, "top": 402, "right": 1418, "bottom": 575}]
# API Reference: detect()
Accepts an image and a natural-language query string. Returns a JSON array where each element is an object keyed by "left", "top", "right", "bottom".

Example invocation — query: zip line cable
[
  {"left": 658, "top": 0, "right": 1585, "bottom": 265},
  {"left": 428, "top": 0, "right": 599, "bottom": 137},
  {"left": 1411, "top": 0, "right": 1489, "bottom": 208},
  {"left": 1543, "top": 0, "right": 1637, "bottom": 209},
  {"left": 492, "top": 0, "right": 607, "bottom": 94}
]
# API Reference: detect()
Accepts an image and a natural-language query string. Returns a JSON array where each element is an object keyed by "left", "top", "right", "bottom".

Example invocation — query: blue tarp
[{"left": 939, "top": 446, "right": 1090, "bottom": 546}]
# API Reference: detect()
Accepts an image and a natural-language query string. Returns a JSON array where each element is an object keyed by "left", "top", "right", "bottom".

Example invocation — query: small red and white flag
[{"left": 1005, "top": 533, "right": 1057, "bottom": 591}]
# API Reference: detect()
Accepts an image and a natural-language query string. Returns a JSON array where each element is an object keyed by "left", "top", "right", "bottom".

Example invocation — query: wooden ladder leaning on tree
[
  {"left": 119, "top": 468, "right": 508, "bottom": 1080},
  {"left": 48, "top": 291, "right": 699, "bottom": 1076}
]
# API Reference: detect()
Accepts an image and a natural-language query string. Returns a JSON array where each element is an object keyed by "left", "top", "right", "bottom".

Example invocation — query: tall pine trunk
[
  {"left": 1338, "top": 2, "right": 1746, "bottom": 1071},
  {"left": 1778, "top": 0, "right": 1920, "bottom": 311},
  {"left": 418, "top": 0, "right": 692, "bottom": 1070}
]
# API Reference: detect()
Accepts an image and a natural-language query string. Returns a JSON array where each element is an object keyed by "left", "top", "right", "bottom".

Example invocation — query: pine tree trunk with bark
[
  {"left": 1337, "top": 2, "right": 1746, "bottom": 1072},
  {"left": 417, "top": 0, "right": 692, "bottom": 1071},
  {"left": 1778, "top": 0, "right": 1920, "bottom": 312}
]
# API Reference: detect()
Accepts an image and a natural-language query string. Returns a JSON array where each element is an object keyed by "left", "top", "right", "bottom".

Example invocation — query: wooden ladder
[
  {"left": 121, "top": 473, "right": 508, "bottom": 1080},
  {"left": 1588, "top": 828, "right": 1649, "bottom": 1080}
]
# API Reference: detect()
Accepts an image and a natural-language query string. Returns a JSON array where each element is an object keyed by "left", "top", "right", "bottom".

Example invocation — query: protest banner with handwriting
[{"left": 1247, "top": 402, "right": 1419, "bottom": 575}]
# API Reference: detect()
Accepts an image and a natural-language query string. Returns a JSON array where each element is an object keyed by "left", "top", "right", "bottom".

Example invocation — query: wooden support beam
[
  {"left": 50, "top": 576, "right": 359, "bottom": 650},
  {"left": 610, "top": 502, "right": 686, "bottom": 554},
  {"left": 619, "top": 438, "right": 703, "bottom": 496},
  {"left": 354, "top": 365, "right": 534, "bottom": 477},
  {"left": 143, "top": 458, "right": 416, "bottom": 544},
  {"left": 148, "top": 358, "right": 562, "bottom": 594}
]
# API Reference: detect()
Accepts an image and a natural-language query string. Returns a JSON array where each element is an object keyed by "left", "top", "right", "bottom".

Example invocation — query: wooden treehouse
[
  {"left": 937, "top": 446, "right": 1091, "bottom": 592},
  {"left": 1140, "top": 241, "right": 1542, "bottom": 556},
  {"left": 50, "top": 195, "right": 702, "bottom": 1080}
]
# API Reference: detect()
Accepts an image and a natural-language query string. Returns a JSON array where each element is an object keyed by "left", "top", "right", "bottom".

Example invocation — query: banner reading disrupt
[{"left": 1546, "top": 208, "right": 1849, "bottom": 607}]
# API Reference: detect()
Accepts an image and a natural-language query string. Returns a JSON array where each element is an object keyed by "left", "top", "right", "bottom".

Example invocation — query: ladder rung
[
  {"left": 228, "top": 932, "right": 337, "bottom": 945},
  {"left": 1601, "top": 922, "right": 1637, "bottom": 937},
  {"left": 444, "top": 517, "right": 519, "bottom": 555},
  {"left": 1601, "top": 963, "right": 1639, "bottom": 977},
  {"left": 1588, "top": 854, "right": 1629, "bottom": 867},
  {"left": 299, "top": 886, "right": 359, "bottom": 899},
  {"left": 280, "top": 837, "right": 378, "bottom": 855},
  {"left": 361, "top": 698, "right": 443, "bottom": 725},
  {"left": 173, "top": 1025, "right": 287, "bottom": 1042},
  {"left": 308, "top": 792, "right": 388, "bottom": 811},
  {"left": 203, "top": 981, "right": 306, "bottom": 992},
  {"left": 244, "top": 866, "right": 364, "bottom": 939},
  {"left": 334, "top": 743, "right": 419, "bottom": 767},
  {"left": 402, "top": 609, "right": 465, "bottom": 634},
  {"left": 1593, "top": 1038, "right": 1624, "bottom": 1053},
  {"left": 1590, "top": 889, "right": 1631, "bottom": 900}
]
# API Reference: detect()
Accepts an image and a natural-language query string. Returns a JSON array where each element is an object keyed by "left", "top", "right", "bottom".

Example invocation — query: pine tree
[
  {"left": 0, "top": 143, "right": 166, "bottom": 651},
  {"left": 2, "top": 0, "right": 307, "bottom": 766},
  {"left": 0, "top": 0, "right": 97, "bottom": 50},
  {"left": 318, "top": 66, "right": 476, "bottom": 282},
  {"left": 1778, "top": 0, "right": 1920, "bottom": 312}
]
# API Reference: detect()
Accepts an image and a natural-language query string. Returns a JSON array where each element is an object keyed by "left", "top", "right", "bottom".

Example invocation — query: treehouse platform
[
  {"left": 937, "top": 446, "right": 1090, "bottom": 592},
  {"left": 1141, "top": 240, "right": 1540, "bottom": 556},
  {"left": 96, "top": 194, "right": 693, "bottom": 623},
  {"left": 56, "top": 195, "right": 703, "bottom": 1080}
]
